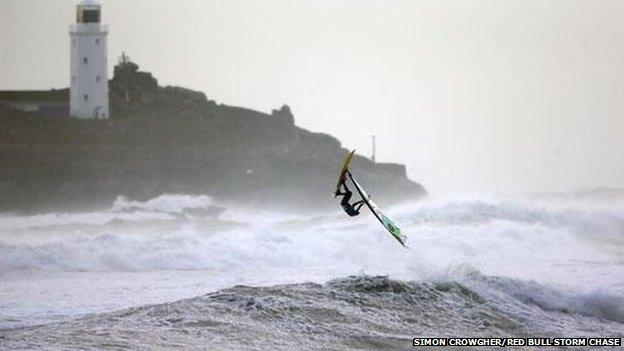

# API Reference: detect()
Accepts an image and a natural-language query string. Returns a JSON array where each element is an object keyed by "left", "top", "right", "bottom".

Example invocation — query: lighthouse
[{"left": 69, "top": 0, "right": 109, "bottom": 119}]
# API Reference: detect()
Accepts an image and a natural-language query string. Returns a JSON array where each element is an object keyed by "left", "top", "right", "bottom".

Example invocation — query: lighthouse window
[
  {"left": 83, "top": 57, "right": 88, "bottom": 64},
  {"left": 77, "top": 9, "right": 100, "bottom": 23},
  {"left": 95, "top": 38, "right": 100, "bottom": 45},
  {"left": 84, "top": 94, "right": 88, "bottom": 101},
  {"left": 72, "top": 75, "right": 76, "bottom": 83},
  {"left": 96, "top": 76, "right": 101, "bottom": 83}
]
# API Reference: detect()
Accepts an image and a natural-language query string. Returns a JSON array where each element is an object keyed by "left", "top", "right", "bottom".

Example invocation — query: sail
[{"left": 347, "top": 171, "right": 408, "bottom": 247}]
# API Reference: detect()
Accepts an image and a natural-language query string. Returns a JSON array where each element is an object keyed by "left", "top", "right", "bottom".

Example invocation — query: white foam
[
  {"left": 1, "top": 193, "right": 623, "bottom": 292},
  {"left": 112, "top": 194, "right": 215, "bottom": 214}
]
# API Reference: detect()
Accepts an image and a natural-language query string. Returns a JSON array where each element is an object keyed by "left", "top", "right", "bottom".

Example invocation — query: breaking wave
[
  {"left": 463, "top": 273, "right": 624, "bottom": 324},
  {"left": 2, "top": 275, "right": 622, "bottom": 350},
  {"left": 112, "top": 194, "right": 218, "bottom": 215},
  {"left": 1, "top": 193, "right": 623, "bottom": 279},
  {"left": 0, "top": 194, "right": 221, "bottom": 231}
]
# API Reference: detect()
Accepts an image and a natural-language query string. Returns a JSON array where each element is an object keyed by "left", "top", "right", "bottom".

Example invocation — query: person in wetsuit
[{"left": 335, "top": 179, "right": 365, "bottom": 217}]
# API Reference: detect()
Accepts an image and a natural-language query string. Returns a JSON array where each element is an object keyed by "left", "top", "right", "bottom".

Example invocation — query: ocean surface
[{"left": 1, "top": 192, "right": 623, "bottom": 350}]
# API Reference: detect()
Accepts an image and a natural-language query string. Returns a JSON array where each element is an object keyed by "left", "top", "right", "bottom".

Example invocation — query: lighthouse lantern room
[{"left": 69, "top": 0, "right": 109, "bottom": 119}]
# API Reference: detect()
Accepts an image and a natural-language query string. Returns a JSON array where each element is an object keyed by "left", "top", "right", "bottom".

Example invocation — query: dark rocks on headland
[{"left": 0, "top": 61, "right": 426, "bottom": 213}]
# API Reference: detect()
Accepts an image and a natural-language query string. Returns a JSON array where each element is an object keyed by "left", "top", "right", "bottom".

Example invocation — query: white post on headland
[
  {"left": 372, "top": 134, "right": 376, "bottom": 163},
  {"left": 69, "top": 0, "right": 109, "bottom": 119}
]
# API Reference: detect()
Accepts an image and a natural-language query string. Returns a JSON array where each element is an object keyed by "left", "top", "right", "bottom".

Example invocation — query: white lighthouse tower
[{"left": 69, "top": 0, "right": 109, "bottom": 119}]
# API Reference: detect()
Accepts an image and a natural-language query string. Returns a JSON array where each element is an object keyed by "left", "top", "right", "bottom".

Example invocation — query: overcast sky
[{"left": 1, "top": 0, "right": 622, "bottom": 193}]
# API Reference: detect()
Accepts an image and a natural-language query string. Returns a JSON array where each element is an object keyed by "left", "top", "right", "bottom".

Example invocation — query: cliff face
[{"left": 0, "top": 62, "right": 426, "bottom": 213}]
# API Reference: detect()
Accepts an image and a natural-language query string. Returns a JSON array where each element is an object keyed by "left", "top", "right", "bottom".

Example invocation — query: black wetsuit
[{"left": 336, "top": 182, "right": 364, "bottom": 217}]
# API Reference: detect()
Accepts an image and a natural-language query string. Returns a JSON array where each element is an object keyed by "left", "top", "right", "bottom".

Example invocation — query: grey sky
[{"left": 1, "top": 0, "right": 622, "bottom": 193}]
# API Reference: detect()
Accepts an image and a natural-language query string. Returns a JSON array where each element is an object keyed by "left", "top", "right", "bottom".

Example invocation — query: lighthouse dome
[{"left": 79, "top": 0, "right": 101, "bottom": 5}]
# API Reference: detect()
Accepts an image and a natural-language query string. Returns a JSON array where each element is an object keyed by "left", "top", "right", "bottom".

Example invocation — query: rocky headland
[{"left": 0, "top": 61, "right": 426, "bottom": 213}]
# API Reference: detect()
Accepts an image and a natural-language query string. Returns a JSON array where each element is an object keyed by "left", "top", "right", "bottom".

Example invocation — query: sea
[{"left": 1, "top": 192, "right": 623, "bottom": 350}]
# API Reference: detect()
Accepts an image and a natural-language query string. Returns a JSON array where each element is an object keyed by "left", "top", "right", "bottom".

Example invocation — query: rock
[{"left": 271, "top": 105, "right": 294, "bottom": 125}]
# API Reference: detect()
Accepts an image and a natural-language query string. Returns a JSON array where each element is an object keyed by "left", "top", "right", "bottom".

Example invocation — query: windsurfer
[{"left": 335, "top": 179, "right": 365, "bottom": 217}]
